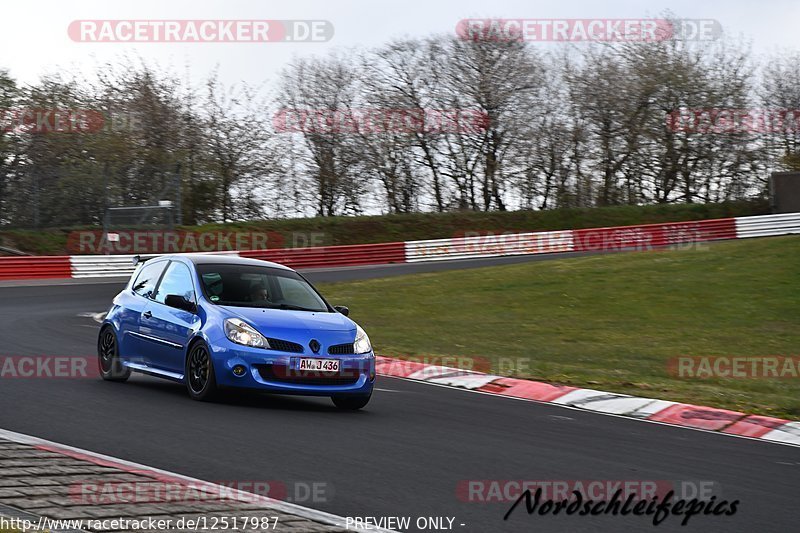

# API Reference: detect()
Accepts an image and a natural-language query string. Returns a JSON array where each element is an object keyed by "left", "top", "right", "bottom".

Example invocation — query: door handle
[{"left": 142, "top": 311, "right": 152, "bottom": 319}]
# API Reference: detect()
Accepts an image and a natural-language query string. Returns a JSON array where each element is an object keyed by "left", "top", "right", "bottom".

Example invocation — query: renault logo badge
[{"left": 309, "top": 339, "right": 321, "bottom": 354}]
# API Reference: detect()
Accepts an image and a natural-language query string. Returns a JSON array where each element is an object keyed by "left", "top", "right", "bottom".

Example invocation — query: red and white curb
[
  {"left": 0, "top": 428, "right": 395, "bottom": 533},
  {"left": 376, "top": 356, "right": 800, "bottom": 447}
]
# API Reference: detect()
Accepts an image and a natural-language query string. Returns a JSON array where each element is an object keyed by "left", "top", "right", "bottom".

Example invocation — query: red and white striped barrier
[
  {"left": 571, "top": 217, "right": 737, "bottom": 252},
  {"left": 375, "top": 356, "right": 800, "bottom": 446},
  {"left": 0, "top": 212, "right": 798, "bottom": 280},
  {"left": 240, "top": 242, "right": 406, "bottom": 268},
  {"left": 0, "top": 256, "right": 72, "bottom": 280}
]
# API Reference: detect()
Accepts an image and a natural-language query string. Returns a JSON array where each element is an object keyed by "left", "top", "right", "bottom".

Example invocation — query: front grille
[
  {"left": 253, "top": 364, "right": 360, "bottom": 386},
  {"left": 266, "top": 338, "right": 303, "bottom": 353},
  {"left": 328, "top": 343, "right": 355, "bottom": 355}
]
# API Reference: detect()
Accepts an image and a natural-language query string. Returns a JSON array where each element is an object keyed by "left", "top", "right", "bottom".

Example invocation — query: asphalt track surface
[{"left": 1, "top": 254, "right": 799, "bottom": 532}]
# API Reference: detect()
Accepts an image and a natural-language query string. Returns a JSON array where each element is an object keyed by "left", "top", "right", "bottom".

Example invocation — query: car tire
[
  {"left": 186, "top": 341, "right": 219, "bottom": 401},
  {"left": 332, "top": 393, "right": 371, "bottom": 410},
  {"left": 98, "top": 326, "right": 131, "bottom": 382}
]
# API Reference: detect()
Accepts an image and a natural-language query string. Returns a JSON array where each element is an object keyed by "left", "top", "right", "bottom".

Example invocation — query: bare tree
[
  {"left": 514, "top": 53, "right": 580, "bottom": 209},
  {"left": 437, "top": 35, "right": 545, "bottom": 211},
  {"left": 276, "top": 54, "right": 365, "bottom": 216},
  {"left": 203, "top": 75, "right": 274, "bottom": 221},
  {"left": 363, "top": 39, "right": 452, "bottom": 211},
  {"left": 0, "top": 22, "right": 789, "bottom": 229},
  {"left": 0, "top": 70, "right": 22, "bottom": 225},
  {"left": 621, "top": 36, "right": 756, "bottom": 204},
  {"left": 565, "top": 47, "right": 652, "bottom": 205},
  {"left": 761, "top": 52, "right": 800, "bottom": 172}
]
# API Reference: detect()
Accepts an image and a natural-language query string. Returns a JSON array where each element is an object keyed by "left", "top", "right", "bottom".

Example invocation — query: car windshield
[{"left": 196, "top": 264, "right": 330, "bottom": 312}]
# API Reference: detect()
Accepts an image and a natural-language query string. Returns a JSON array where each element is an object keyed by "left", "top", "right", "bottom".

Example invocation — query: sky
[{"left": 1, "top": 0, "right": 798, "bottom": 88}]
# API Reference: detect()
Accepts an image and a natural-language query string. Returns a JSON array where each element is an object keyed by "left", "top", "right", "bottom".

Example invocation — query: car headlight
[
  {"left": 225, "top": 318, "right": 270, "bottom": 349},
  {"left": 354, "top": 325, "right": 372, "bottom": 354}
]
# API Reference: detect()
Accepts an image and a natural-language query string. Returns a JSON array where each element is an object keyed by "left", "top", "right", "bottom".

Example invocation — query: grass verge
[{"left": 318, "top": 236, "right": 800, "bottom": 419}]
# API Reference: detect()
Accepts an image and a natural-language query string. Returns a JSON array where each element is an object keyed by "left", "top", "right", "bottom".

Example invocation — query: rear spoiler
[{"left": 131, "top": 255, "right": 153, "bottom": 266}]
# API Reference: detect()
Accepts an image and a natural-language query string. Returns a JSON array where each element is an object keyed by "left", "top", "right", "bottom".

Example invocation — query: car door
[
  {"left": 140, "top": 261, "right": 199, "bottom": 374},
  {"left": 120, "top": 259, "right": 168, "bottom": 367}
]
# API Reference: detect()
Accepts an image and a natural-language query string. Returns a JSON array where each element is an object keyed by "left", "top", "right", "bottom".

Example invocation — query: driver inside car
[{"left": 249, "top": 283, "right": 271, "bottom": 304}]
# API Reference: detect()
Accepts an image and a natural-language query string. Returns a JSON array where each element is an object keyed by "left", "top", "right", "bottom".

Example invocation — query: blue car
[{"left": 98, "top": 254, "right": 375, "bottom": 409}]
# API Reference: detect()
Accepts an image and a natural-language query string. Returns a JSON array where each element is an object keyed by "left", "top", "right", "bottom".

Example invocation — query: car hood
[{"left": 219, "top": 305, "right": 356, "bottom": 334}]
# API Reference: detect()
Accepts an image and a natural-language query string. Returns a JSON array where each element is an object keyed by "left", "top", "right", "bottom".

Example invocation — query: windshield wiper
[
  {"left": 219, "top": 302, "right": 324, "bottom": 312},
  {"left": 273, "top": 303, "right": 324, "bottom": 312}
]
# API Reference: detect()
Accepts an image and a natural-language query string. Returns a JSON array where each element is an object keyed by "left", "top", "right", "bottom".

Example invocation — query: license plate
[{"left": 298, "top": 358, "right": 340, "bottom": 372}]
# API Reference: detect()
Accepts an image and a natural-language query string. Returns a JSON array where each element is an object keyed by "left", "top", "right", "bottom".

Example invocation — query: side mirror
[
  {"left": 334, "top": 305, "right": 350, "bottom": 317},
  {"left": 165, "top": 294, "right": 196, "bottom": 313}
]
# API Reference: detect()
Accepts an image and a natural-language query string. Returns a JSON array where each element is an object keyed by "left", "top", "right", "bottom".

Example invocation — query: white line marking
[{"left": 0, "top": 428, "right": 397, "bottom": 533}]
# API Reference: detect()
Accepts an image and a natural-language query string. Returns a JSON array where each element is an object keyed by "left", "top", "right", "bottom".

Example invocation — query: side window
[
  {"left": 132, "top": 261, "right": 167, "bottom": 298},
  {"left": 154, "top": 262, "right": 196, "bottom": 304}
]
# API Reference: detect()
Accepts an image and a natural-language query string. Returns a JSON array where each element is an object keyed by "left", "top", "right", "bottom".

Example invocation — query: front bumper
[{"left": 209, "top": 338, "right": 375, "bottom": 396}]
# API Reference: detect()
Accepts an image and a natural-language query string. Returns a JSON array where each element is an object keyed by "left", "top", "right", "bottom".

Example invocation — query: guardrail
[
  {"left": 70, "top": 255, "right": 142, "bottom": 279},
  {"left": 735, "top": 212, "right": 800, "bottom": 238},
  {"left": 69, "top": 251, "right": 239, "bottom": 278},
  {"left": 0, "top": 256, "right": 71, "bottom": 280},
  {"left": 0, "top": 213, "right": 798, "bottom": 281},
  {"left": 405, "top": 230, "right": 573, "bottom": 262},
  {"left": 573, "top": 217, "right": 737, "bottom": 252},
  {"left": 240, "top": 242, "right": 406, "bottom": 269}
]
